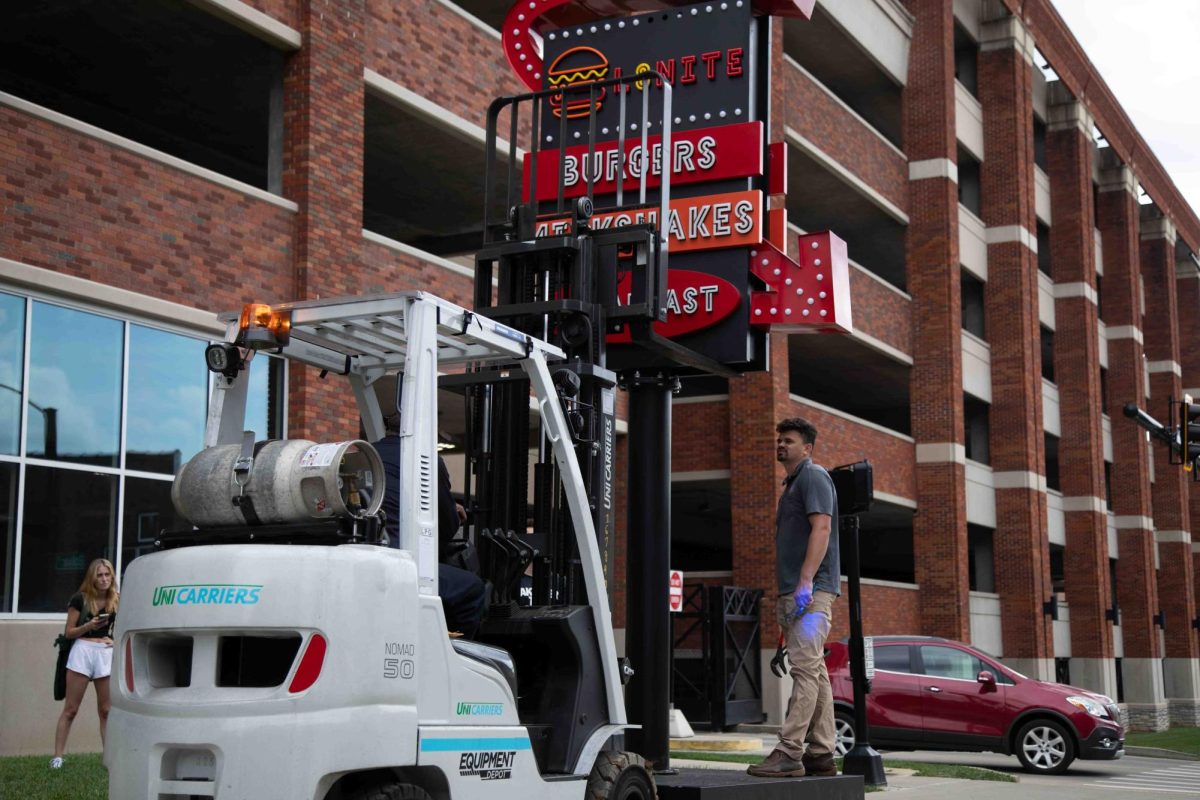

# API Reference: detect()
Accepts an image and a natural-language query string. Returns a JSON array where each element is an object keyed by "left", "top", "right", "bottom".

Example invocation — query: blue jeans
[{"left": 439, "top": 563, "right": 485, "bottom": 637}]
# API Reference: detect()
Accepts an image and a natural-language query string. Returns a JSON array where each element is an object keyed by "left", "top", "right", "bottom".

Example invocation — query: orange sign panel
[{"left": 535, "top": 189, "right": 762, "bottom": 254}]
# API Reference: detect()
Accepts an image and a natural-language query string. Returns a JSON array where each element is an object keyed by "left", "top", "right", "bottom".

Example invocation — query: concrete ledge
[
  {"left": 1125, "top": 746, "right": 1200, "bottom": 761},
  {"left": 671, "top": 734, "right": 764, "bottom": 752}
]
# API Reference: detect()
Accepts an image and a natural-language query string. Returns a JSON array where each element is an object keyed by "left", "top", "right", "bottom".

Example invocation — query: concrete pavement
[{"left": 667, "top": 730, "right": 1199, "bottom": 797}]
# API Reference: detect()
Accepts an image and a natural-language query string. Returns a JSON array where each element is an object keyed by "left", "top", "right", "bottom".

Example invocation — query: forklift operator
[{"left": 373, "top": 415, "right": 486, "bottom": 637}]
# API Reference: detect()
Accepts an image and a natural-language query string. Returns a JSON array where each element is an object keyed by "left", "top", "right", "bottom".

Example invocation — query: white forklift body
[{"left": 107, "top": 292, "right": 631, "bottom": 800}]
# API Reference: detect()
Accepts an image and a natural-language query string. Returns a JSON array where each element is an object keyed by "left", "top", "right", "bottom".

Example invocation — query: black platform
[{"left": 655, "top": 768, "right": 863, "bottom": 800}]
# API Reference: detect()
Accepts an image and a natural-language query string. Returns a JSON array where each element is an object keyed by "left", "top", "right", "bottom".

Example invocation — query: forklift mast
[{"left": 459, "top": 71, "right": 673, "bottom": 609}]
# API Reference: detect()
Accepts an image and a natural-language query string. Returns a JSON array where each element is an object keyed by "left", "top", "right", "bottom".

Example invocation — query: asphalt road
[{"left": 880, "top": 749, "right": 1200, "bottom": 796}]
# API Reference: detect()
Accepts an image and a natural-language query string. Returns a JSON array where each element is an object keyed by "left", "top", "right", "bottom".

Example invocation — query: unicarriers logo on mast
[{"left": 152, "top": 584, "right": 262, "bottom": 606}]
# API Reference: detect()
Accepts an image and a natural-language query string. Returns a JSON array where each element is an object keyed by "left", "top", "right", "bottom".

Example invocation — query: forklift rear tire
[
  {"left": 346, "top": 782, "right": 431, "bottom": 800},
  {"left": 587, "top": 751, "right": 656, "bottom": 800}
]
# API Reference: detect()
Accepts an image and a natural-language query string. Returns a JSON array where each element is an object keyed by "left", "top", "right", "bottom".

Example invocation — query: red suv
[{"left": 825, "top": 636, "right": 1124, "bottom": 774}]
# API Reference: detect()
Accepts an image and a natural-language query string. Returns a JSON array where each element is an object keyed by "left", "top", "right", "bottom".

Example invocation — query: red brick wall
[
  {"left": 0, "top": 107, "right": 295, "bottom": 307},
  {"left": 781, "top": 66, "right": 907, "bottom": 213},
  {"left": 903, "top": 0, "right": 970, "bottom": 642},
  {"left": 671, "top": 400, "right": 731, "bottom": 473},
  {"left": 978, "top": 36, "right": 1053, "bottom": 663},
  {"left": 785, "top": 400, "right": 915, "bottom": 502},
  {"left": 282, "top": 0, "right": 367, "bottom": 441},
  {"left": 1047, "top": 119, "right": 1112, "bottom": 659},
  {"left": 366, "top": 0, "right": 526, "bottom": 136},
  {"left": 360, "top": 240, "right": 475, "bottom": 304},
  {"left": 846, "top": 266, "right": 912, "bottom": 356},
  {"left": 829, "top": 580, "right": 920, "bottom": 640},
  {"left": 243, "top": 0, "right": 301, "bottom": 31}
]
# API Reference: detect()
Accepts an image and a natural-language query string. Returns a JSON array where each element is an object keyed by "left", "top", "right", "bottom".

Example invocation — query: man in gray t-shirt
[{"left": 748, "top": 417, "right": 840, "bottom": 779}]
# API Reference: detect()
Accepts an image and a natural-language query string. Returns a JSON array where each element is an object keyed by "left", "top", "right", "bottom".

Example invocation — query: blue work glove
[{"left": 794, "top": 582, "right": 813, "bottom": 618}]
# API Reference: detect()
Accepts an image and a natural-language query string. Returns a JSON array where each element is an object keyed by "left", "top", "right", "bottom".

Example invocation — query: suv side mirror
[{"left": 977, "top": 670, "right": 997, "bottom": 689}]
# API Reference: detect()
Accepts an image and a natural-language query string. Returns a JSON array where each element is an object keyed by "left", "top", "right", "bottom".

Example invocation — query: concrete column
[
  {"left": 1046, "top": 85, "right": 1117, "bottom": 699},
  {"left": 1097, "top": 152, "right": 1167, "bottom": 729},
  {"left": 978, "top": 12, "right": 1053, "bottom": 681},
  {"left": 282, "top": 0, "right": 367, "bottom": 440},
  {"left": 904, "top": 0, "right": 970, "bottom": 642}
]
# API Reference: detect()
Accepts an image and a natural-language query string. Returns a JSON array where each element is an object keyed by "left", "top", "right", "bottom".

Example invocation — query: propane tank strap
[
  {"left": 232, "top": 493, "right": 262, "bottom": 525},
  {"left": 232, "top": 431, "right": 261, "bottom": 525}
]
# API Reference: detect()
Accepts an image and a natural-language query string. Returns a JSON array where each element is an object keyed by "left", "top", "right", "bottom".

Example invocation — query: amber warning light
[{"left": 238, "top": 303, "right": 292, "bottom": 350}]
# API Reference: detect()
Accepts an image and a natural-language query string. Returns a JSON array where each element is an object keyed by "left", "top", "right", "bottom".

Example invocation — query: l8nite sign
[{"left": 504, "top": 0, "right": 850, "bottom": 370}]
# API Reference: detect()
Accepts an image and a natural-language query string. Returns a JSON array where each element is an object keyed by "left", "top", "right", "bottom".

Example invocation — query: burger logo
[{"left": 547, "top": 46, "right": 609, "bottom": 119}]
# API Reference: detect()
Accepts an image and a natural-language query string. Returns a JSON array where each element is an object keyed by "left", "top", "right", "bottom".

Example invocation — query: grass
[
  {"left": 0, "top": 752, "right": 106, "bottom": 800},
  {"left": 670, "top": 750, "right": 1017, "bottom": 782},
  {"left": 1126, "top": 726, "right": 1200, "bottom": 756}
]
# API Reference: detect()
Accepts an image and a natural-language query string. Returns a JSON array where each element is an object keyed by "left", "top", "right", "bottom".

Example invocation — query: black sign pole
[
  {"left": 840, "top": 512, "right": 886, "bottom": 785},
  {"left": 625, "top": 372, "right": 675, "bottom": 772}
]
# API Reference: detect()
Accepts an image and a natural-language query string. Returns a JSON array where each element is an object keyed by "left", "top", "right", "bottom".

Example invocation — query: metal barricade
[{"left": 671, "top": 584, "right": 764, "bottom": 730}]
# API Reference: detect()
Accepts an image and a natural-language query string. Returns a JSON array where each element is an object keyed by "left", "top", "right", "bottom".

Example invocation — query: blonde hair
[{"left": 77, "top": 558, "right": 119, "bottom": 616}]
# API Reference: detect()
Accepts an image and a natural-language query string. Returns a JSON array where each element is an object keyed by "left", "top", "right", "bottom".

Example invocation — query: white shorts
[{"left": 65, "top": 638, "right": 113, "bottom": 680}]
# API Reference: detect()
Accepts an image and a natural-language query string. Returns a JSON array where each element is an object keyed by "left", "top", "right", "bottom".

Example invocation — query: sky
[{"left": 1048, "top": 0, "right": 1200, "bottom": 215}]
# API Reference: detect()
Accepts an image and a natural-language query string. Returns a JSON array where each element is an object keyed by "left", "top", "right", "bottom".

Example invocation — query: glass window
[
  {"left": 18, "top": 465, "right": 118, "bottom": 612},
  {"left": 121, "top": 476, "right": 189, "bottom": 575},
  {"left": 245, "top": 353, "right": 284, "bottom": 440},
  {"left": 28, "top": 302, "right": 123, "bottom": 466},
  {"left": 126, "top": 325, "right": 208, "bottom": 474},
  {"left": 873, "top": 644, "right": 912, "bottom": 674},
  {"left": 0, "top": 293, "right": 25, "bottom": 455},
  {"left": 961, "top": 270, "right": 986, "bottom": 340},
  {"left": 0, "top": 463, "right": 18, "bottom": 612},
  {"left": 920, "top": 645, "right": 984, "bottom": 681}
]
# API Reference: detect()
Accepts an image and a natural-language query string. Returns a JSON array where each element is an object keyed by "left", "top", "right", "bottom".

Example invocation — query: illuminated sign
[
  {"left": 535, "top": 189, "right": 762, "bottom": 254},
  {"left": 538, "top": 3, "right": 756, "bottom": 144},
  {"left": 547, "top": 46, "right": 609, "bottom": 118},
  {"left": 609, "top": 270, "right": 741, "bottom": 342},
  {"left": 524, "top": 121, "right": 763, "bottom": 201}
]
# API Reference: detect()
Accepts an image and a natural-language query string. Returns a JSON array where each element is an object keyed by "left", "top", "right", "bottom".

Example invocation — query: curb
[
  {"left": 1125, "top": 745, "right": 1200, "bottom": 761},
  {"left": 670, "top": 735, "right": 762, "bottom": 753}
]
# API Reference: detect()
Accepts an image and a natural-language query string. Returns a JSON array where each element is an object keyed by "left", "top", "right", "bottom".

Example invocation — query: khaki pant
[{"left": 775, "top": 590, "right": 836, "bottom": 760}]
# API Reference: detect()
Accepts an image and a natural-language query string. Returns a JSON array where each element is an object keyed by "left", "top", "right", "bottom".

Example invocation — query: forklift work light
[
  {"left": 238, "top": 303, "right": 292, "bottom": 350},
  {"left": 204, "top": 343, "right": 242, "bottom": 378}
]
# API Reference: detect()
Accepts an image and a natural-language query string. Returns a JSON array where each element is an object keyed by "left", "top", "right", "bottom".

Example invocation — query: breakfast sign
[{"left": 502, "top": 0, "right": 850, "bottom": 371}]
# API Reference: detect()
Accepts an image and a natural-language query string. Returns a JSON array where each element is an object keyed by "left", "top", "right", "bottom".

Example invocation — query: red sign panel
[
  {"left": 536, "top": 189, "right": 762, "bottom": 255},
  {"left": 523, "top": 122, "right": 763, "bottom": 202},
  {"left": 608, "top": 269, "right": 741, "bottom": 343}
]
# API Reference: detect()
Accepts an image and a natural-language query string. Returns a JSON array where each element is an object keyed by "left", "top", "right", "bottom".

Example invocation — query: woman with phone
[{"left": 51, "top": 558, "right": 119, "bottom": 769}]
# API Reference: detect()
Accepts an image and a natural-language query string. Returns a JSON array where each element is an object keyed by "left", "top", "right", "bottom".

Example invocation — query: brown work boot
[
  {"left": 746, "top": 749, "right": 805, "bottom": 778},
  {"left": 801, "top": 751, "right": 838, "bottom": 777}
]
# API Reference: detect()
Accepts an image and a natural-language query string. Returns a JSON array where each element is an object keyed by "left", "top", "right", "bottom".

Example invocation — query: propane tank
[{"left": 172, "top": 439, "right": 385, "bottom": 528}]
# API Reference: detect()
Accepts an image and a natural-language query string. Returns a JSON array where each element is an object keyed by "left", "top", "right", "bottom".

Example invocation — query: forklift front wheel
[
  {"left": 586, "top": 751, "right": 656, "bottom": 800},
  {"left": 344, "top": 782, "right": 431, "bottom": 800}
]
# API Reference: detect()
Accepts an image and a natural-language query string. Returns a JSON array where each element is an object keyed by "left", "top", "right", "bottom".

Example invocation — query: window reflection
[
  {"left": 121, "top": 476, "right": 188, "bottom": 574},
  {"left": 28, "top": 303, "right": 123, "bottom": 466},
  {"left": 18, "top": 465, "right": 117, "bottom": 612},
  {"left": 127, "top": 325, "right": 207, "bottom": 474},
  {"left": 0, "top": 463, "right": 17, "bottom": 612},
  {"left": 245, "top": 353, "right": 284, "bottom": 440},
  {"left": 0, "top": 293, "right": 25, "bottom": 456}
]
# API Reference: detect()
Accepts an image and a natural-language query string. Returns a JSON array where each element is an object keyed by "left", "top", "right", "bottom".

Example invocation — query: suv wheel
[
  {"left": 1015, "top": 718, "right": 1076, "bottom": 774},
  {"left": 834, "top": 710, "right": 856, "bottom": 757}
]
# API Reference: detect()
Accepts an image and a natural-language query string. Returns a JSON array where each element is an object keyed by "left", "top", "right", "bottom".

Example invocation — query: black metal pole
[
  {"left": 840, "top": 513, "right": 886, "bottom": 785},
  {"left": 625, "top": 373, "right": 673, "bottom": 772}
]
